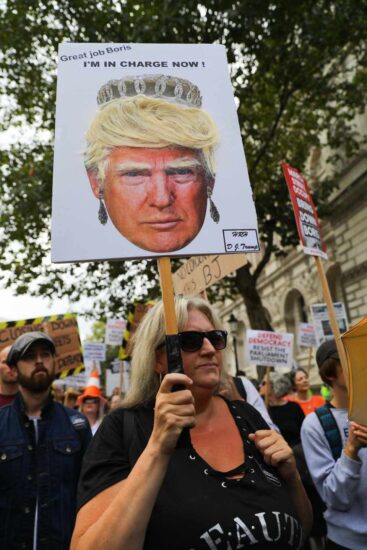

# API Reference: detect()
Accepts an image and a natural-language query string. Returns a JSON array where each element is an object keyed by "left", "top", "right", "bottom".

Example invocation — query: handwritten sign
[
  {"left": 173, "top": 254, "right": 247, "bottom": 296},
  {"left": 245, "top": 330, "right": 294, "bottom": 368},
  {"left": 223, "top": 229, "right": 260, "bottom": 253},
  {"left": 0, "top": 314, "right": 83, "bottom": 377}
]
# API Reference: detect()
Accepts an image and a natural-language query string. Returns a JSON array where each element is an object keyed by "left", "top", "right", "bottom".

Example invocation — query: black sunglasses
[{"left": 158, "top": 330, "right": 227, "bottom": 353}]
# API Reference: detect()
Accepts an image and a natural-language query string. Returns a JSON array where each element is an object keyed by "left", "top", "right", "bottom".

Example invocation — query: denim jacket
[{"left": 0, "top": 393, "right": 92, "bottom": 549}]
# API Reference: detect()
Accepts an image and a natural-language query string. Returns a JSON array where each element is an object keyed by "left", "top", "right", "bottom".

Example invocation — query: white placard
[
  {"left": 297, "top": 323, "right": 317, "bottom": 348},
  {"left": 83, "top": 342, "right": 106, "bottom": 362},
  {"left": 60, "top": 372, "right": 87, "bottom": 388},
  {"left": 52, "top": 43, "right": 259, "bottom": 262},
  {"left": 105, "top": 319, "right": 127, "bottom": 346},
  {"left": 310, "top": 302, "right": 348, "bottom": 346},
  {"left": 245, "top": 330, "right": 294, "bottom": 369}
]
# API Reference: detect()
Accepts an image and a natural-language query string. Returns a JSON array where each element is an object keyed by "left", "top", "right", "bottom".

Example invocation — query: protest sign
[
  {"left": 58, "top": 372, "right": 87, "bottom": 388},
  {"left": 52, "top": 43, "right": 259, "bottom": 262},
  {"left": 245, "top": 330, "right": 294, "bottom": 369},
  {"left": 310, "top": 303, "right": 348, "bottom": 346},
  {"left": 83, "top": 342, "right": 106, "bottom": 362},
  {"left": 341, "top": 316, "right": 367, "bottom": 425},
  {"left": 110, "top": 358, "right": 122, "bottom": 374},
  {"left": 0, "top": 314, "right": 83, "bottom": 378},
  {"left": 282, "top": 162, "right": 327, "bottom": 260},
  {"left": 173, "top": 254, "right": 247, "bottom": 296},
  {"left": 297, "top": 323, "right": 317, "bottom": 348},
  {"left": 105, "top": 319, "right": 126, "bottom": 346}
]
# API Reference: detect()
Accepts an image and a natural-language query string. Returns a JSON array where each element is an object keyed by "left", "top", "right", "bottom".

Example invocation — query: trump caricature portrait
[{"left": 84, "top": 74, "right": 220, "bottom": 253}]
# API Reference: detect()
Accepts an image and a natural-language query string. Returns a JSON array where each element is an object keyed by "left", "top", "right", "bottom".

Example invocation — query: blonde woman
[
  {"left": 84, "top": 74, "right": 220, "bottom": 253},
  {"left": 71, "top": 297, "right": 312, "bottom": 550}
]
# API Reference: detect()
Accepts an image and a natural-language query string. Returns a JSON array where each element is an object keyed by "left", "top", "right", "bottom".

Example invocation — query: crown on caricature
[{"left": 97, "top": 74, "right": 202, "bottom": 108}]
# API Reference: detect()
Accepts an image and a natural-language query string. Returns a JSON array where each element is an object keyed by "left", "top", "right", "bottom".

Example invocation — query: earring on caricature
[
  {"left": 98, "top": 189, "right": 108, "bottom": 225},
  {"left": 207, "top": 186, "right": 220, "bottom": 223}
]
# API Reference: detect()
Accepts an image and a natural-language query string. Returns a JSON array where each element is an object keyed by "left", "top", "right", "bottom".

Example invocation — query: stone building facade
[{"left": 220, "top": 130, "right": 367, "bottom": 384}]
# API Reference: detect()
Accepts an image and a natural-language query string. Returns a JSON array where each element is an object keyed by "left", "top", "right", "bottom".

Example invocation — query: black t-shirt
[
  {"left": 268, "top": 401, "right": 305, "bottom": 447},
  {"left": 78, "top": 398, "right": 303, "bottom": 549}
]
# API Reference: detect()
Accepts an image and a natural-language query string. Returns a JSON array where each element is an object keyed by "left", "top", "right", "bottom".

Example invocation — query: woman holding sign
[{"left": 72, "top": 297, "right": 311, "bottom": 550}]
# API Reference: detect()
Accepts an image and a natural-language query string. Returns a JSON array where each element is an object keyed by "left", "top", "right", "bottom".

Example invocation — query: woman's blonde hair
[
  {"left": 84, "top": 95, "right": 219, "bottom": 182},
  {"left": 122, "top": 296, "right": 228, "bottom": 408}
]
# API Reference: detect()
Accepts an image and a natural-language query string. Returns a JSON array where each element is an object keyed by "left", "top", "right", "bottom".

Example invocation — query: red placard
[{"left": 282, "top": 161, "right": 327, "bottom": 259}]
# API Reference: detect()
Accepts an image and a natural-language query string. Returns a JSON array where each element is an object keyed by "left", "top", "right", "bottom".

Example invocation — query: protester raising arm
[
  {"left": 301, "top": 416, "right": 367, "bottom": 510},
  {"left": 72, "top": 297, "right": 310, "bottom": 550}
]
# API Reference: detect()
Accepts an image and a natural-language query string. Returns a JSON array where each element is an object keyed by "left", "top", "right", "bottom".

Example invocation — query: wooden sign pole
[
  {"left": 315, "top": 256, "right": 349, "bottom": 383},
  {"left": 307, "top": 347, "right": 312, "bottom": 374},
  {"left": 119, "top": 361, "right": 124, "bottom": 395},
  {"left": 158, "top": 257, "right": 179, "bottom": 334},
  {"left": 157, "top": 257, "right": 184, "bottom": 377}
]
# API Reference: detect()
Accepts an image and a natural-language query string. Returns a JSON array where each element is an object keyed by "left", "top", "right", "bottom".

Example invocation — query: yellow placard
[{"left": 341, "top": 316, "right": 367, "bottom": 425}]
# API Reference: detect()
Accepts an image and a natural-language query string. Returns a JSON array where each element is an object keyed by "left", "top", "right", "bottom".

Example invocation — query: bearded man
[{"left": 0, "top": 331, "right": 92, "bottom": 549}]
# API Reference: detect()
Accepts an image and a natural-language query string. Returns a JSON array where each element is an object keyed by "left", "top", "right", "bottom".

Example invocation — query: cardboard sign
[
  {"left": 105, "top": 319, "right": 127, "bottom": 346},
  {"left": 52, "top": 43, "right": 259, "bottom": 262},
  {"left": 282, "top": 162, "right": 327, "bottom": 260},
  {"left": 83, "top": 342, "right": 106, "bottom": 362},
  {"left": 173, "top": 254, "right": 247, "bottom": 296},
  {"left": 310, "top": 302, "right": 348, "bottom": 347},
  {"left": 245, "top": 330, "right": 294, "bottom": 369},
  {"left": 0, "top": 314, "right": 83, "bottom": 377},
  {"left": 341, "top": 316, "right": 367, "bottom": 425},
  {"left": 297, "top": 323, "right": 317, "bottom": 348}
]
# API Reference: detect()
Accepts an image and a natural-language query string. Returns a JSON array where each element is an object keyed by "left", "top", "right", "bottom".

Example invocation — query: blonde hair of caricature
[
  {"left": 84, "top": 95, "right": 219, "bottom": 182},
  {"left": 121, "top": 296, "right": 229, "bottom": 409}
]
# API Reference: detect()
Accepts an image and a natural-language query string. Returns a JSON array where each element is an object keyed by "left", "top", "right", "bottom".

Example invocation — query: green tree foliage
[{"left": 1, "top": 0, "right": 366, "bottom": 324}]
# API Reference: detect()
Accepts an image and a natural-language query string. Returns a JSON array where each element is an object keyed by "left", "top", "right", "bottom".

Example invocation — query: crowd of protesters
[{"left": 0, "top": 304, "right": 366, "bottom": 550}]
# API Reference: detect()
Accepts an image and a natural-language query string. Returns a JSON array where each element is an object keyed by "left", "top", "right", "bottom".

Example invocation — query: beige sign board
[
  {"left": 0, "top": 314, "right": 83, "bottom": 377},
  {"left": 173, "top": 254, "right": 247, "bottom": 296}
]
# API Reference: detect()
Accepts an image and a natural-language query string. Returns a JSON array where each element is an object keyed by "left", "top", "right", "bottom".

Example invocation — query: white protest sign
[
  {"left": 52, "top": 43, "right": 259, "bottom": 262},
  {"left": 310, "top": 302, "right": 348, "bottom": 346},
  {"left": 245, "top": 330, "right": 294, "bottom": 369},
  {"left": 83, "top": 342, "right": 106, "bottom": 362},
  {"left": 173, "top": 254, "right": 247, "bottom": 296},
  {"left": 110, "top": 358, "right": 122, "bottom": 374},
  {"left": 297, "top": 323, "right": 317, "bottom": 348},
  {"left": 105, "top": 319, "right": 127, "bottom": 346},
  {"left": 59, "top": 372, "right": 87, "bottom": 388}
]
